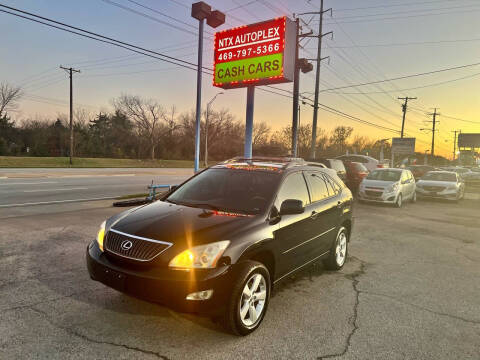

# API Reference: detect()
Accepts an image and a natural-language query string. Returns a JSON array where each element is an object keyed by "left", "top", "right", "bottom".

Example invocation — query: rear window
[
  {"left": 353, "top": 163, "right": 368, "bottom": 172},
  {"left": 329, "top": 160, "right": 346, "bottom": 173},
  {"left": 367, "top": 170, "right": 401, "bottom": 181}
]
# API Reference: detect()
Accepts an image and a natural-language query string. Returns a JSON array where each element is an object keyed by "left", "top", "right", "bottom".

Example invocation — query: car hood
[
  {"left": 361, "top": 179, "right": 396, "bottom": 188},
  {"left": 417, "top": 180, "right": 455, "bottom": 187},
  {"left": 108, "top": 200, "right": 256, "bottom": 248}
]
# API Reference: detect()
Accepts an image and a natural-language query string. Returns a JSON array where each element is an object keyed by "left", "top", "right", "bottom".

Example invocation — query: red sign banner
[{"left": 213, "top": 17, "right": 296, "bottom": 89}]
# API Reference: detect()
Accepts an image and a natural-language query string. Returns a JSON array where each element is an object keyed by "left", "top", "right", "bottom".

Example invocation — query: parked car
[
  {"left": 464, "top": 169, "right": 480, "bottom": 188},
  {"left": 336, "top": 154, "right": 381, "bottom": 172},
  {"left": 406, "top": 165, "right": 437, "bottom": 181},
  {"left": 310, "top": 158, "right": 347, "bottom": 183},
  {"left": 442, "top": 167, "right": 472, "bottom": 180},
  {"left": 343, "top": 161, "right": 369, "bottom": 194},
  {"left": 416, "top": 171, "right": 465, "bottom": 201},
  {"left": 358, "top": 168, "right": 416, "bottom": 207},
  {"left": 87, "top": 157, "right": 354, "bottom": 335}
]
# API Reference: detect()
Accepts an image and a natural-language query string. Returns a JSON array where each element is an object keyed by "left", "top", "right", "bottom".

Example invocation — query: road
[
  {"left": 0, "top": 168, "right": 193, "bottom": 207},
  {"left": 1, "top": 196, "right": 479, "bottom": 359}
]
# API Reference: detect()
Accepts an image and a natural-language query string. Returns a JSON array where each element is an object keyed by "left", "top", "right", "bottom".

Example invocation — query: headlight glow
[
  {"left": 169, "top": 240, "right": 230, "bottom": 269},
  {"left": 96, "top": 220, "right": 106, "bottom": 252}
]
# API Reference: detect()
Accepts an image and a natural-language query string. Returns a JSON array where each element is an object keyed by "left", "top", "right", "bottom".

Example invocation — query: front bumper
[
  {"left": 358, "top": 189, "right": 397, "bottom": 204},
  {"left": 86, "top": 241, "right": 235, "bottom": 315},
  {"left": 416, "top": 188, "right": 458, "bottom": 200}
]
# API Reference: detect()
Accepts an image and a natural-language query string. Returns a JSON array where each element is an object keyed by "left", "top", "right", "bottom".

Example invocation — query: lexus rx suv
[{"left": 86, "top": 157, "right": 354, "bottom": 335}]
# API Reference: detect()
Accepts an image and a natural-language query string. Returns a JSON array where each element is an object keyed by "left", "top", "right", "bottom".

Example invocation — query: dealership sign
[
  {"left": 213, "top": 17, "right": 296, "bottom": 89},
  {"left": 392, "top": 137, "right": 416, "bottom": 154}
]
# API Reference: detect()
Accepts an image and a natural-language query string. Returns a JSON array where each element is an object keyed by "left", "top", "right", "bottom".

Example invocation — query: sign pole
[
  {"left": 194, "top": 18, "right": 204, "bottom": 173},
  {"left": 291, "top": 18, "right": 300, "bottom": 157},
  {"left": 244, "top": 85, "right": 255, "bottom": 158}
]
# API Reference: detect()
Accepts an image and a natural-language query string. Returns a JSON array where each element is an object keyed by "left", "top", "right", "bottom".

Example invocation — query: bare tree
[
  {"left": 113, "top": 94, "right": 165, "bottom": 160},
  {"left": 253, "top": 121, "right": 270, "bottom": 147},
  {"left": 0, "top": 82, "right": 23, "bottom": 118}
]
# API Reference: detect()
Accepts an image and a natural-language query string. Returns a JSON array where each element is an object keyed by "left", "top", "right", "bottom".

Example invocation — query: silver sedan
[{"left": 416, "top": 171, "right": 465, "bottom": 202}]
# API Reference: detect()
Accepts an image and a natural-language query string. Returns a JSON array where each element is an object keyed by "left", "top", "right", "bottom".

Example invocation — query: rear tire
[
  {"left": 395, "top": 193, "right": 403, "bottom": 208},
  {"left": 221, "top": 261, "right": 271, "bottom": 336},
  {"left": 411, "top": 191, "right": 417, "bottom": 203},
  {"left": 324, "top": 226, "right": 349, "bottom": 271}
]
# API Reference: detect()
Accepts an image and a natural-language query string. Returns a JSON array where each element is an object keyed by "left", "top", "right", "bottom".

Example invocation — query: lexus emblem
[{"left": 120, "top": 240, "right": 133, "bottom": 251}]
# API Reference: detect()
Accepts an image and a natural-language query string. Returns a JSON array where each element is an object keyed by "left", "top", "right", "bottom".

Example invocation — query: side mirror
[
  {"left": 170, "top": 185, "right": 178, "bottom": 191},
  {"left": 280, "top": 199, "right": 304, "bottom": 215}
]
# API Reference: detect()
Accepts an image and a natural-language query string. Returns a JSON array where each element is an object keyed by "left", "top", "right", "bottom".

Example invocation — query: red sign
[
  {"left": 213, "top": 17, "right": 296, "bottom": 89},
  {"left": 214, "top": 17, "right": 285, "bottom": 64}
]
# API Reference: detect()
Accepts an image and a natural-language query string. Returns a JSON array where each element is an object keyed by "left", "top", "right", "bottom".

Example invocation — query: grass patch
[
  {"left": 115, "top": 193, "right": 149, "bottom": 200},
  {"left": 0, "top": 156, "right": 199, "bottom": 168}
]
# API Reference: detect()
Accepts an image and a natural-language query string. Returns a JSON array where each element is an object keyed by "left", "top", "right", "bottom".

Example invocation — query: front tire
[
  {"left": 395, "top": 193, "right": 403, "bottom": 208},
  {"left": 222, "top": 261, "right": 270, "bottom": 336},
  {"left": 324, "top": 226, "right": 349, "bottom": 271}
]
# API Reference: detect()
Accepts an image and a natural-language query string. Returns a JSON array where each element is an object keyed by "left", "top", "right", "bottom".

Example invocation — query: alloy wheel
[
  {"left": 336, "top": 231, "right": 347, "bottom": 267},
  {"left": 239, "top": 273, "right": 267, "bottom": 328}
]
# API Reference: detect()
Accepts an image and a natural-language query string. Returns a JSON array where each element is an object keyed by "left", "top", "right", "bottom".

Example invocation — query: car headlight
[
  {"left": 387, "top": 183, "right": 398, "bottom": 192},
  {"left": 96, "top": 220, "right": 106, "bottom": 252},
  {"left": 169, "top": 240, "right": 230, "bottom": 269}
]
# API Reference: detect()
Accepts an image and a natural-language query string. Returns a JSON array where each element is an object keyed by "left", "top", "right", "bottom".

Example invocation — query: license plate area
[{"left": 103, "top": 268, "right": 126, "bottom": 291}]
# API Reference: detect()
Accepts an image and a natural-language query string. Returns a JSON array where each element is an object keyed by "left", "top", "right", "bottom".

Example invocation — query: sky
[{"left": 1, "top": 0, "right": 480, "bottom": 159}]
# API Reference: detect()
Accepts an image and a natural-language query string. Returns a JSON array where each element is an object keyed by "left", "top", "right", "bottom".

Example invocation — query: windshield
[
  {"left": 166, "top": 168, "right": 281, "bottom": 214},
  {"left": 366, "top": 170, "right": 401, "bottom": 181},
  {"left": 421, "top": 172, "right": 457, "bottom": 182}
]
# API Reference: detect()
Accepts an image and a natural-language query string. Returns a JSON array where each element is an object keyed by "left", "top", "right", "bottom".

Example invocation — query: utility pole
[
  {"left": 60, "top": 66, "right": 80, "bottom": 165},
  {"left": 452, "top": 129, "right": 461, "bottom": 161},
  {"left": 424, "top": 108, "right": 440, "bottom": 157},
  {"left": 398, "top": 96, "right": 417, "bottom": 138},
  {"left": 300, "top": 1, "right": 332, "bottom": 159},
  {"left": 291, "top": 18, "right": 313, "bottom": 157}
]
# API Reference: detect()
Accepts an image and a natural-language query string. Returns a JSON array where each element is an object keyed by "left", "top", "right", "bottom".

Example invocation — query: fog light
[{"left": 186, "top": 290, "right": 213, "bottom": 301}]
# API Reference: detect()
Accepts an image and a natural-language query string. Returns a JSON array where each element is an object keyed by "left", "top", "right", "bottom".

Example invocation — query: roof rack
[{"left": 221, "top": 156, "right": 305, "bottom": 168}]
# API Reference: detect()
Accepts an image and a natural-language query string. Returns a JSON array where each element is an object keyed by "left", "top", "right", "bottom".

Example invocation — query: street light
[
  {"left": 191, "top": 2, "right": 225, "bottom": 173},
  {"left": 205, "top": 92, "right": 223, "bottom": 167}
]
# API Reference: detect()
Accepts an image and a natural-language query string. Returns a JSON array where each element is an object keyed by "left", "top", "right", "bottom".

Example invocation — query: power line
[
  {"left": 307, "top": 37, "right": 480, "bottom": 49},
  {"left": 323, "top": 7, "right": 480, "bottom": 25},
  {"left": 442, "top": 114, "right": 480, "bottom": 124},
  {"left": 327, "top": 71, "right": 480, "bottom": 94},
  {"left": 316, "top": 61, "right": 480, "bottom": 92},
  {"left": 334, "top": 0, "right": 479, "bottom": 12},
  {"left": 327, "top": 3, "right": 480, "bottom": 20},
  {"left": 100, "top": 0, "right": 213, "bottom": 39},
  {"left": 0, "top": 4, "right": 210, "bottom": 71}
]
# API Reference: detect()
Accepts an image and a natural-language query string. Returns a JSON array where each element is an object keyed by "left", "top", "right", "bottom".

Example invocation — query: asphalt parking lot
[{"left": 1, "top": 198, "right": 479, "bottom": 359}]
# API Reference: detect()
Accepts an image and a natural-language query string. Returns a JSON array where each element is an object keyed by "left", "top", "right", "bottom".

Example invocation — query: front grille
[
  {"left": 365, "top": 190, "right": 382, "bottom": 197},
  {"left": 105, "top": 229, "right": 172, "bottom": 262},
  {"left": 423, "top": 186, "right": 445, "bottom": 192}
]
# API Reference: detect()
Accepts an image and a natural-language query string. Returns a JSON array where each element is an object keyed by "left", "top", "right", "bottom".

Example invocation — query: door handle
[{"left": 310, "top": 211, "right": 319, "bottom": 219}]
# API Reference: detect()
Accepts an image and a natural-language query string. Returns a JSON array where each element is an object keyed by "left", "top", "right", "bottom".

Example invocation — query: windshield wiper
[{"left": 183, "top": 202, "right": 222, "bottom": 211}]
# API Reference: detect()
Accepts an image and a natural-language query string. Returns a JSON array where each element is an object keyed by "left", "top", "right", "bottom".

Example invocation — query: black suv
[{"left": 87, "top": 157, "right": 354, "bottom": 335}]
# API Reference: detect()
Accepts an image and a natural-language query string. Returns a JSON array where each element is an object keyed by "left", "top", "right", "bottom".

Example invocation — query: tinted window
[
  {"left": 276, "top": 172, "right": 310, "bottom": 207},
  {"left": 367, "top": 170, "right": 402, "bottom": 181},
  {"left": 305, "top": 171, "right": 330, "bottom": 202},
  {"left": 324, "top": 174, "right": 342, "bottom": 195},
  {"left": 166, "top": 168, "right": 281, "bottom": 214}
]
